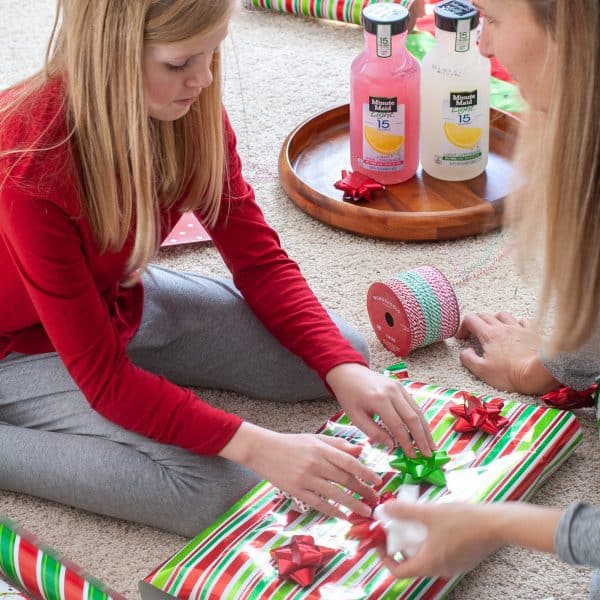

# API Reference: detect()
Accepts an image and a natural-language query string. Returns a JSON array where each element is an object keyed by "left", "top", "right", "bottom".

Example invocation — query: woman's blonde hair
[
  {"left": 512, "top": 0, "right": 600, "bottom": 354},
  {"left": 1, "top": 0, "right": 234, "bottom": 277}
]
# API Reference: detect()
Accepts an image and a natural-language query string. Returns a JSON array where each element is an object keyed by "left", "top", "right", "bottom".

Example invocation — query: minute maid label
[
  {"left": 437, "top": 89, "right": 483, "bottom": 166},
  {"left": 360, "top": 96, "right": 406, "bottom": 172}
]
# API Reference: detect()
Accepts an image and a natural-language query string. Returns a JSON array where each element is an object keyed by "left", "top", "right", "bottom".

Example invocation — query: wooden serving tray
[{"left": 279, "top": 105, "right": 520, "bottom": 241}]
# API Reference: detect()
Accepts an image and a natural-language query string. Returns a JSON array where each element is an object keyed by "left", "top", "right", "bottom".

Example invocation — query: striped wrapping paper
[
  {"left": 248, "top": 0, "right": 415, "bottom": 25},
  {"left": 0, "top": 517, "right": 126, "bottom": 600},
  {"left": 141, "top": 374, "right": 582, "bottom": 600}
]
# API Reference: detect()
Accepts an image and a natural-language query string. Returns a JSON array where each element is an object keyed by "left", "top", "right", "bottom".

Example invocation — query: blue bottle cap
[{"left": 434, "top": 0, "right": 480, "bottom": 32}]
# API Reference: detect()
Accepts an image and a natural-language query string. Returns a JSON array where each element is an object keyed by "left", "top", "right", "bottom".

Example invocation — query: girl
[
  {"left": 0, "top": 0, "right": 435, "bottom": 537},
  {"left": 381, "top": 0, "right": 600, "bottom": 597}
]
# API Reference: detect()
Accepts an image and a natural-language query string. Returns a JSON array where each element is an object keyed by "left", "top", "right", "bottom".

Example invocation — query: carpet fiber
[{"left": 0, "top": 3, "right": 597, "bottom": 599}]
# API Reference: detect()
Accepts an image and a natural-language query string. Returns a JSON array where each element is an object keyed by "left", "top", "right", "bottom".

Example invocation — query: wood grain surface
[{"left": 279, "top": 104, "right": 520, "bottom": 241}]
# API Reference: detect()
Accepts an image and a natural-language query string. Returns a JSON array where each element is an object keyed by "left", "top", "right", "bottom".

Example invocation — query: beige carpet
[{"left": 0, "top": 3, "right": 598, "bottom": 599}]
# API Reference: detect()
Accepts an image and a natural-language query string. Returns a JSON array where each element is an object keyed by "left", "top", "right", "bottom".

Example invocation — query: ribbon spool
[{"left": 367, "top": 266, "right": 460, "bottom": 356}]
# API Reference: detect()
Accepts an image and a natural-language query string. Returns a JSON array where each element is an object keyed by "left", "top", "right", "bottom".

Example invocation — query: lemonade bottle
[
  {"left": 420, "top": 0, "right": 490, "bottom": 181},
  {"left": 350, "top": 4, "right": 420, "bottom": 185}
]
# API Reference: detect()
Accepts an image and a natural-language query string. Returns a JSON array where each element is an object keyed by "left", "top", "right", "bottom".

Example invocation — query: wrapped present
[
  {"left": 140, "top": 373, "right": 582, "bottom": 600},
  {"left": 0, "top": 517, "right": 126, "bottom": 600}
]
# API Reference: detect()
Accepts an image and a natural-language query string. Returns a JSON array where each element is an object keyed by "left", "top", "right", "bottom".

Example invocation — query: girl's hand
[
  {"left": 377, "top": 502, "right": 504, "bottom": 578},
  {"left": 376, "top": 501, "right": 562, "bottom": 579},
  {"left": 219, "top": 423, "right": 382, "bottom": 519},
  {"left": 456, "top": 312, "right": 560, "bottom": 395},
  {"left": 325, "top": 363, "right": 436, "bottom": 457}
]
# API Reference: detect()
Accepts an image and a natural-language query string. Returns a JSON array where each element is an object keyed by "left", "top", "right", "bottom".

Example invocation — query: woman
[
  {"left": 381, "top": 0, "right": 600, "bottom": 596},
  {"left": 0, "top": 0, "right": 435, "bottom": 537}
]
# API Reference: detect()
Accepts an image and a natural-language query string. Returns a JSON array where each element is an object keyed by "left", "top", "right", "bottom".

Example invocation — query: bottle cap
[
  {"left": 434, "top": 0, "right": 480, "bottom": 32},
  {"left": 362, "top": 3, "right": 410, "bottom": 36}
]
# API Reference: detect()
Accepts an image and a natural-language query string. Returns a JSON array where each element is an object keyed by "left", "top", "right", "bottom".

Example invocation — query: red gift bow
[
  {"left": 270, "top": 535, "right": 336, "bottom": 587},
  {"left": 541, "top": 384, "right": 597, "bottom": 410},
  {"left": 347, "top": 491, "right": 395, "bottom": 552},
  {"left": 334, "top": 170, "right": 384, "bottom": 203},
  {"left": 449, "top": 392, "right": 509, "bottom": 435},
  {"left": 367, "top": 490, "right": 396, "bottom": 509}
]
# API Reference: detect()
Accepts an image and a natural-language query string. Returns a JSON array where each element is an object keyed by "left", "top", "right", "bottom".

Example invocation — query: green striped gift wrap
[
  {"left": 248, "top": 0, "right": 414, "bottom": 25},
  {"left": 140, "top": 373, "right": 582, "bottom": 600},
  {"left": 0, "top": 517, "right": 126, "bottom": 600}
]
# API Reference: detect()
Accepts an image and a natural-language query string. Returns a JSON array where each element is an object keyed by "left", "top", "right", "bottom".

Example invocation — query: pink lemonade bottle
[{"left": 350, "top": 3, "right": 420, "bottom": 185}]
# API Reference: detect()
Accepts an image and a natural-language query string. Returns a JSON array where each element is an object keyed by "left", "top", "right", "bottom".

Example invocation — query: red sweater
[{"left": 0, "top": 78, "right": 367, "bottom": 455}]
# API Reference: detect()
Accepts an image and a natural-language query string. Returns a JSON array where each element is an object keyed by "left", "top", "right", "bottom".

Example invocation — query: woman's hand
[
  {"left": 376, "top": 501, "right": 562, "bottom": 580},
  {"left": 456, "top": 312, "right": 560, "bottom": 395},
  {"left": 219, "top": 422, "right": 382, "bottom": 519},
  {"left": 325, "top": 363, "right": 436, "bottom": 457}
]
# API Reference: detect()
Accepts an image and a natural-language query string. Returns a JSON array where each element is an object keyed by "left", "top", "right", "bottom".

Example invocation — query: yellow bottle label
[
  {"left": 437, "top": 89, "right": 483, "bottom": 166},
  {"left": 360, "top": 98, "right": 406, "bottom": 172}
]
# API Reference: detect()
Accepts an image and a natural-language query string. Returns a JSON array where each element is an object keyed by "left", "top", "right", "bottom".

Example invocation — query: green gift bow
[{"left": 389, "top": 449, "right": 451, "bottom": 487}]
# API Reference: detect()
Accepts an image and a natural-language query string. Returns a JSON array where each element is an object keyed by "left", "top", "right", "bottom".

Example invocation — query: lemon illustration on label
[
  {"left": 443, "top": 122, "right": 482, "bottom": 150},
  {"left": 364, "top": 126, "right": 405, "bottom": 155}
]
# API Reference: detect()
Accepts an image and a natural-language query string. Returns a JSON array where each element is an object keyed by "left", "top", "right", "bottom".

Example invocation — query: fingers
[
  {"left": 455, "top": 313, "right": 491, "bottom": 340},
  {"left": 380, "top": 550, "right": 436, "bottom": 580},
  {"left": 319, "top": 435, "right": 363, "bottom": 458},
  {"left": 380, "top": 499, "right": 426, "bottom": 522},
  {"left": 377, "top": 401, "right": 423, "bottom": 458},
  {"left": 373, "top": 404, "right": 415, "bottom": 454},
  {"left": 310, "top": 475, "right": 374, "bottom": 516},
  {"left": 375, "top": 381, "right": 435, "bottom": 456},
  {"left": 320, "top": 437, "right": 382, "bottom": 488},
  {"left": 300, "top": 491, "right": 346, "bottom": 521},
  {"left": 376, "top": 502, "right": 440, "bottom": 579},
  {"left": 295, "top": 438, "right": 381, "bottom": 515},
  {"left": 390, "top": 388, "right": 436, "bottom": 455},
  {"left": 518, "top": 317, "right": 533, "bottom": 329},
  {"left": 317, "top": 457, "right": 379, "bottom": 507},
  {"left": 495, "top": 311, "right": 519, "bottom": 326},
  {"left": 476, "top": 312, "right": 497, "bottom": 325},
  {"left": 347, "top": 410, "right": 396, "bottom": 449},
  {"left": 341, "top": 380, "right": 435, "bottom": 458},
  {"left": 460, "top": 347, "right": 489, "bottom": 381}
]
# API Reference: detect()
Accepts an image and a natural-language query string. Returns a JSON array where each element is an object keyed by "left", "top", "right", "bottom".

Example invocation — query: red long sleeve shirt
[{"left": 0, "top": 78, "right": 367, "bottom": 455}]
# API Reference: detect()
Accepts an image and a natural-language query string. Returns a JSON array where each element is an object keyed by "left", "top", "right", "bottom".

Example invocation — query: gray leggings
[{"left": 0, "top": 265, "right": 369, "bottom": 537}]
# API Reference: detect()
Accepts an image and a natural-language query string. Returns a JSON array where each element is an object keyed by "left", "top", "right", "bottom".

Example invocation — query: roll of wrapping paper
[
  {"left": 249, "top": 0, "right": 415, "bottom": 25},
  {"left": 0, "top": 517, "right": 126, "bottom": 600},
  {"left": 367, "top": 265, "right": 460, "bottom": 356}
]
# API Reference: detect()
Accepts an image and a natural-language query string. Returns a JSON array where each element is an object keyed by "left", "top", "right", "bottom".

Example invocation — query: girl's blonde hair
[
  {"left": 1, "top": 0, "right": 234, "bottom": 277},
  {"left": 512, "top": 0, "right": 600, "bottom": 354}
]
